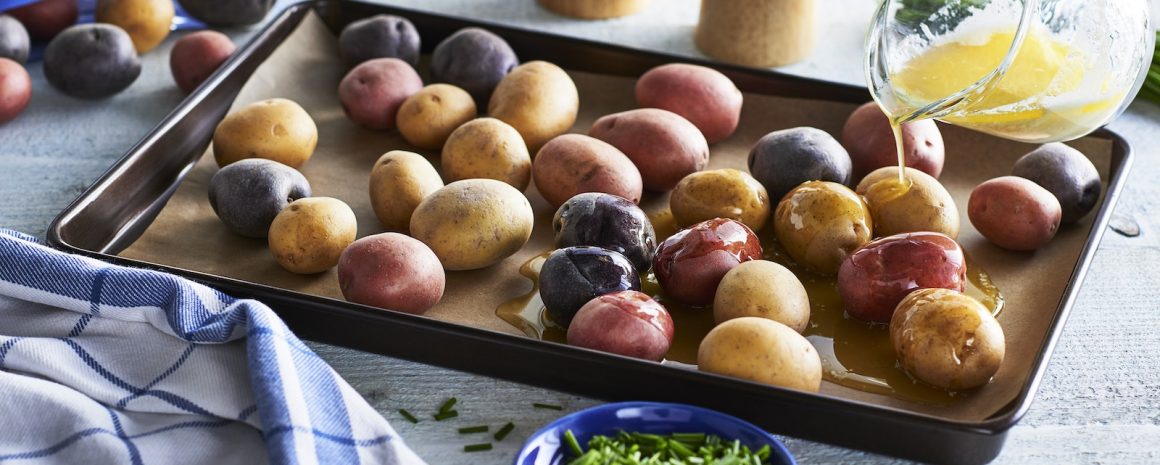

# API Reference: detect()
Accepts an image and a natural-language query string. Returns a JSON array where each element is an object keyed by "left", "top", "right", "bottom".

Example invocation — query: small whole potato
[
  {"left": 841, "top": 102, "right": 945, "bottom": 180},
  {"left": 170, "top": 31, "right": 237, "bottom": 94},
  {"left": 397, "top": 84, "right": 477, "bottom": 150},
  {"left": 1012, "top": 143, "right": 1101, "bottom": 224},
  {"left": 554, "top": 192, "right": 657, "bottom": 272},
  {"left": 368, "top": 150, "right": 444, "bottom": 232},
  {"left": 177, "top": 0, "right": 274, "bottom": 26},
  {"left": 208, "top": 158, "right": 311, "bottom": 238},
  {"left": 7, "top": 0, "right": 78, "bottom": 41},
  {"left": 533, "top": 134, "right": 643, "bottom": 208},
  {"left": 410, "top": 179, "right": 534, "bottom": 271},
  {"left": 213, "top": 98, "right": 318, "bottom": 168},
  {"left": 541, "top": 247, "right": 641, "bottom": 328},
  {"left": 431, "top": 27, "right": 518, "bottom": 105},
  {"left": 837, "top": 232, "right": 965, "bottom": 323},
  {"left": 635, "top": 63, "right": 742, "bottom": 144},
  {"left": 44, "top": 24, "right": 141, "bottom": 99},
  {"left": 567, "top": 290, "right": 674, "bottom": 361},
  {"left": 698, "top": 317, "right": 822, "bottom": 392},
  {"left": 268, "top": 197, "right": 358, "bottom": 274},
  {"left": 856, "top": 166, "right": 959, "bottom": 239},
  {"left": 654, "top": 218, "right": 762, "bottom": 305},
  {"left": 0, "top": 15, "right": 30, "bottom": 63},
  {"left": 0, "top": 58, "right": 31, "bottom": 124},
  {"left": 588, "top": 108, "right": 709, "bottom": 191},
  {"left": 489, "top": 61, "right": 579, "bottom": 152},
  {"left": 337, "top": 233, "right": 445, "bottom": 315},
  {"left": 713, "top": 260, "right": 809, "bottom": 333},
  {"left": 969, "top": 176, "right": 1062, "bottom": 251},
  {"left": 774, "top": 181, "right": 874, "bottom": 274},
  {"left": 339, "top": 14, "right": 421, "bottom": 67},
  {"left": 338, "top": 58, "right": 423, "bottom": 131},
  {"left": 891, "top": 288, "right": 1005, "bottom": 390},
  {"left": 442, "top": 117, "right": 531, "bottom": 190},
  {"left": 670, "top": 168, "right": 771, "bottom": 231},
  {"left": 749, "top": 127, "right": 852, "bottom": 202},
  {"left": 96, "top": 0, "right": 175, "bottom": 53}
]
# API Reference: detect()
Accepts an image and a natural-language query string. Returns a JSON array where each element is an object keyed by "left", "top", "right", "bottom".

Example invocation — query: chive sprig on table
[{"left": 564, "top": 429, "right": 774, "bottom": 465}]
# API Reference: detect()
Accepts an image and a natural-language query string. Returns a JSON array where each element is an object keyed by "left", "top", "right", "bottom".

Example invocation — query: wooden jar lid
[
  {"left": 695, "top": 0, "right": 816, "bottom": 67},
  {"left": 537, "top": 0, "right": 653, "bottom": 19}
]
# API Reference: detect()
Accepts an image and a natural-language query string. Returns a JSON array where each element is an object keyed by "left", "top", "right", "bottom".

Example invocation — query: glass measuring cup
[{"left": 866, "top": 0, "right": 1153, "bottom": 144}]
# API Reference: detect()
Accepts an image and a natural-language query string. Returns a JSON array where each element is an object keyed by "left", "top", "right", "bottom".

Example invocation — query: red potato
[
  {"left": 841, "top": 102, "right": 945, "bottom": 180},
  {"left": 338, "top": 58, "right": 422, "bottom": 130},
  {"left": 653, "top": 218, "right": 762, "bottom": 305},
  {"left": 588, "top": 108, "right": 709, "bottom": 191},
  {"left": 337, "top": 233, "right": 445, "bottom": 315},
  {"left": 969, "top": 176, "right": 1062, "bottom": 251},
  {"left": 0, "top": 58, "right": 30, "bottom": 124},
  {"left": 533, "top": 134, "right": 643, "bottom": 207},
  {"left": 837, "top": 232, "right": 966, "bottom": 323},
  {"left": 8, "top": 0, "right": 78, "bottom": 41},
  {"left": 566, "top": 290, "right": 674, "bottom": 361},
  {"left": 635, "top": 63, "right": 742, "bottom": 144},
  {"left": 170, "top": 31, "right": 236, "bottom": 94}
]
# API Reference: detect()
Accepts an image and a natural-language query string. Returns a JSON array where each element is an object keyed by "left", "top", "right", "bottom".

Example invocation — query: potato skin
[
  {"left": 0, "top": 15, "right": 30, "bottom": 64},
  {"left": 410, "top": 179, "right": 534, "bottom": 271},
  {"left": 0, "top": 58, "right": 31, "bottom": 124},
  {"left": 713, "top": 260, "right": 809, "bottom": 333},
  {"left": 8, "top": 0, "right": 78, "bottom": 41},
  {"left": 488, "top": 61, "right": 579, "bottom": 152},
  {"left": 397, "top": 84, "right": 477, "bottom": 150},
  {"left": 43, "top": 24, "right": 141, "bottom": 99},
  {"left": 588, "top": 108, "right": 709, "bottom": 191},
  {"left": 567, "top": 290, "right": 674, "bottom": 361},
  {"left": 748, "top": 127, "right": 852, "bottom": 202},
  {"left": 338, "top": 14, "right": 420, "bottom": 67},
  {"left": 891, "top": 288, "right": 1005, "bottom": 390},
  {"left": 170, "top": 31, "right": 236, "bottom": 94},
  {"left": 338, "top": 58, "right": 423, "bottom": 131},
  {"left": 368, "top": 151, "right": 444, "bottom": 233},
  {"left": 96, "top": 0, "right": 174, "bottom": 53},
  {"left": 431, "top": 27, "right": 518, "bottom": 105},
  {"left": 670, "top": 168, "right": 770, "bottom": 232},
  {"left": 698, "top": 317, "right": 822, "bottom": 392},
  {"left": 533, "top": 134, "right": 643, "bottom": 208},
  {"left": 176, "top": 0, "right": 273, "bottom": 27},
  {"left": 837, "top": 232, "right": 965, "bottom": 323},
  {"left": 653, "top": 218, "right": 762, "bottom": 306},
  {"left": 1011, "top": 142, "right": 1101, "bottom": 224},
  {"left": 442, "top": 117, "right": 531, "bottom": 190},
  {"left": 856, "top": 166, "right": 959, "bottom": 239},
  {"left": 337, "top": 233, "right": 444, "bottom": 315},
  {"left": 774, "top": 181, "right": 874, "bottom": 274},
  {"left": 213, "top": 98, "right": 318, "bottom": 168},
  {"left": 968, "top": 176, "right": 1062, "bottom": 251},
  {"left": 635, "top": 63, "right": 742, "bottom": 143},
  {"left": 268, "top": 197, "right": 358, "bottom": 274},
  {"left": 841, "top": 102, "right": 945, "bottom": 180}
]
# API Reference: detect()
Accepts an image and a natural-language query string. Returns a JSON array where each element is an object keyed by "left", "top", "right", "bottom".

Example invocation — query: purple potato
[
  {"left": 176, "top": 0, "right": 274, "bottom": 26},
  {"left": 208, "top": 159, "right": 312, "bottom": 238},
  {"left": 43, "top": 24, "right": 140, "bottom": 99},
  {"left": 540, "top": 246, "right": 641, "bottom": 328},
  {"left": 339, "top": 14, "right": 420, "bottom": 67},
  {"left": 0, "top": 15, "right": 30, "bottom": 64},
  {"left": 566, "top": 290, "right": 674, "bottom": 361},
  {"left": 1011, "top": 143, "right": 1101, "bottom": 224},
  {"left": 553, "top": 193, "right": 657, "bottom": 272},
  {"left": 749, "top": 127, "right": 853, "bottom": 201},
  {"left": 430, "top": 27, "right": 518, "bottom": 106}
]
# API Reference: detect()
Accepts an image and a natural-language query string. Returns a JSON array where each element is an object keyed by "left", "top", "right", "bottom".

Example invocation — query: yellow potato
[
  {"left": 670, "top": 168, "right": 770, "bottom": 231},
  {"left": 698, "top": 317, "right": 822, "bottom": 392},
  {"left": 890, "top": 288, "right": 1005, "bottom": 390},
  {"left": 397, "top": 83, "right": 477, "bottom": 150},
  {"left": 96, "top": 0, "right": 175, "bottom": 53},
  {"left": 441, "top": 117, "right": 532, "bottom": 190},
  {"left": 713, "top": 260, "right": 809, "bottom": 332},
  {"left": 410, "top": 179, "right": 534, "bottom": 271},
  {"left": 488, "top": 61, "right": 579, "bottom": 152},
  {"left": 213, "top": 98, "right": 318, "bottom": 169},
  {"left": 369, "top": 151, "right": 444, "bottom": 232},
  {"left": 856, "top": 166, "right": 960, "bottom": 239},
  {"left": 268, "top": 197, "right": 357, "bottom": 274},
  {"left": 773, "top": 181, "right": 873, "bottom": 274}
]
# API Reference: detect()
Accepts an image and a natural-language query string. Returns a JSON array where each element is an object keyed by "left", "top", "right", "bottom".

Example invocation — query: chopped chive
[
  {"left": 533, "top": 402, "right": 564, "bottom": 411},
  {"left": 433, "top": 410, "right": 459, "bottom": 421},
  {"left": 564, "top": 429, "right": 585, "bottom": 456},
  {"left": 463, "top": 443, "right": 492, "bottom": 452},
  {"left": 397, "top": 409, "right": 418, "bottom": 424},
  {"left": 437, "top": 397, "right": 458, "bottom": 414},
  {"left": 494, "top": 422, "right": 515, "bottom": 441},
  {"left": 458, "top": 425, "right": 489, "bottom": 434}
]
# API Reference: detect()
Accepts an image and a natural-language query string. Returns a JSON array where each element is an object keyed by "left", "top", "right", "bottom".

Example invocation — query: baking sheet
[{"left": 120, "top": 12, "right": 1112, "bottom": 422}]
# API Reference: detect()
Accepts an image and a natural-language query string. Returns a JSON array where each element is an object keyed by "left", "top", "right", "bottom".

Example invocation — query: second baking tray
[{"left": 47, "top": 2, "right": 1133, "bottom": 464}]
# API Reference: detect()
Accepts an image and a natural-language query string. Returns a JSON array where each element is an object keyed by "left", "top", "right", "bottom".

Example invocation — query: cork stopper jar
[
  {"left": 695, "top": 0, "right": 816, "bottom": 67},
  {"left": 537, "top": 0, "right": 653, "bottom": 19}
]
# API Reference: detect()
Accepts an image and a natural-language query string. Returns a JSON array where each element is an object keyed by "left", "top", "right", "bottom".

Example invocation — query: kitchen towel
[{"left": 0, "top": 229, "right": 426, "bottom": 465}]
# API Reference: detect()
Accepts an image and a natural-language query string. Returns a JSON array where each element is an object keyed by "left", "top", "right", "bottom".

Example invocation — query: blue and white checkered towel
[{"left": 0, "top": 229, "right": 426, "bottom": 465}]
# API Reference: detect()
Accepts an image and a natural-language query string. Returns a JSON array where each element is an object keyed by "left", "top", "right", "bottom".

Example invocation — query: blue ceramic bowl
[{"left": 514, "top": 401, "right": 796, "bottom": 465}]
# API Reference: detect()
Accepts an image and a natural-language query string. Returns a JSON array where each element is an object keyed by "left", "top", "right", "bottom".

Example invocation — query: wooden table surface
[{"left": 3, "top": 1, "right": 1159, "bottom": 463}]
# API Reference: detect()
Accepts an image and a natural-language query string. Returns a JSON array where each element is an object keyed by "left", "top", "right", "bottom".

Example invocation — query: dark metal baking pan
[{"left": 46, "top": 2, "right": 1134, "bottom": 463}]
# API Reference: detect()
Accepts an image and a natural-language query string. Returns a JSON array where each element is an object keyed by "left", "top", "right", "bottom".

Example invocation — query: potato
[
  {"left": 635, "top": 63, "right": 742, "bottom": 143},
  {"left": 0, "top": 15, "right": 30, "bottom": 64},
  {"left": 698, "top": 317, "right": 822, "bottom": 392},
  {"left": 397, "top": 84, "right": 477, "bottom": 150},
  {"left": 0, "top": 58, "right": 31, "bottom": 124},
  {"left": 442, "top": 117, "right": 531, "bottom": 190},
  {"left": 268, "top": 197, "right": 358, "bottom": 274},
  {"left": 213, "top": 98, "right": 318, "bottom": 168},
  {"left": 713, "top": 260, "right": 809, "bottom": 333},
  {"left": 891, "top": 288, "right": 1005, "bottom": 390},
  {"left": 533, "top": 134, "right": 643, "bottom": 208},
  {"left": 855, "top": 166, "right": 959, "bottom": 239},
  {"left": 749, "top": 127, "right": 852, "bottom": 202},
  {"left": 588, "top": 108, "right": 709, "bottom": 191},
  {"left": 368, "top": 150, "right": 444, "bottom": 233},
  {"left": 44, "top": 24, "right": 140, "bottom": 99},
  {"left": 7, "top": 0, "right": 78, "bottom": 41},
  {"left": 968, "top": 176, "right": 1062, "bottom": 251},
  {"left": 339, "top": 58, "right": 423, "bottom": 131},
  {"left": 410, "top": 179, "right": 534, "bottom": 271},
  {"left": 208, "top": 158, "right": 311, "bottom": 238},
  {"left": 841, "top": 102, "right": 945, "bottom": 180},
  {"left": 670, "top": 168, "right": 770, "bottom": 231},
  {"left": 567, "top": 290, "right": 673, "bottom": 361},
  {"left": 431, "top": 27, "right": 519, "bottom": 105},
  {"left": 337, "top": 233, "right": 445, "bottom": 315},
  {"left": 170, "top": 31, "right": 236, "bottom": 94},
  {"left": 96, "top": 0, "right": 174, "bottom": 53},
  {"left": 837, "top": 232, "right": 965, "bottom": 323},
  {"left": 654, "top": 218, "right": 762, "bottom": 305},
  {"left": 489, "top": 61, "right": 579, "bottom": 152},
  {"left": 774, "top": 181, "right": 874, "bottom": 274},
  {"left": 339, "top": 14, "right": 420, "bottom": 67},
  {"left": 1012, "top": 143, "right": 1101, "bottom": 224},
  {"left": 177, "top": 0, "right": 273, "bottom": 27}
]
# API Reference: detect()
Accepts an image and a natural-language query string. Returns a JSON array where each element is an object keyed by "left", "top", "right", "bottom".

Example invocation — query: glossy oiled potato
[
  {"left": 841, "top": 101, "right": 945, "bottom": 180},
  {"left": 891, "top": 288, "right": 1005, "bottom": 390},
  {"left": 968, "top": 176, "right": 1062, "bottom": 251},
  {"left": 96, "top": 0, "right": 174, "bottom": 53},
  {"left": 856, "top": 166, "right": 959, "bottom": 239},
  {"left": 368, "top": 151, "right": 444, "bottom": 233},
  {"left": 213, "top": 98, "right": 318, "bottom": 168},
  {"left": 410, "top": 179, "right": 534, "bottom": 271},
  {"left": 268, "top": 197, "right": 357, "bottom": 274},
  {"left": 489, "top": 61, "right": 579, "bottom": 152},
  {"left": 567, "top": 290, "right": 673, "bottom": 361},
  {"left": 837, "top": 232, "right": 965, "bottom": 323},
  {"left": 713, "top": 260, "right": 809, "bottom": 333},
  {"left": 533, "top": 134, "right": 643, "bottom": 208},
  {"left": 442, "top": 117, "right": 531, "bottom": 190},
  {"left": 774, "top": 181, "right": 873, "bottom": 274},
  {"left": 588, "top": 108, "right": 709, "bottom": 191},
  {"left": 670, "top": 168, "right": 770, "bottom": 231},
  {"left": 698, "top": 317, "right": 822, "bottom": 392},
  {"left": 653, "top": 218, "right": 762, "bottom": 305},
  {"left": 397, "top": 84, "right": 477, "bottom": 150}
]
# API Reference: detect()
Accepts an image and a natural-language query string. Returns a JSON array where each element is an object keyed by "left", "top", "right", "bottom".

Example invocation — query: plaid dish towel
[{"left": 0, "top": 229, "right": 426, "bottom": 465}]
